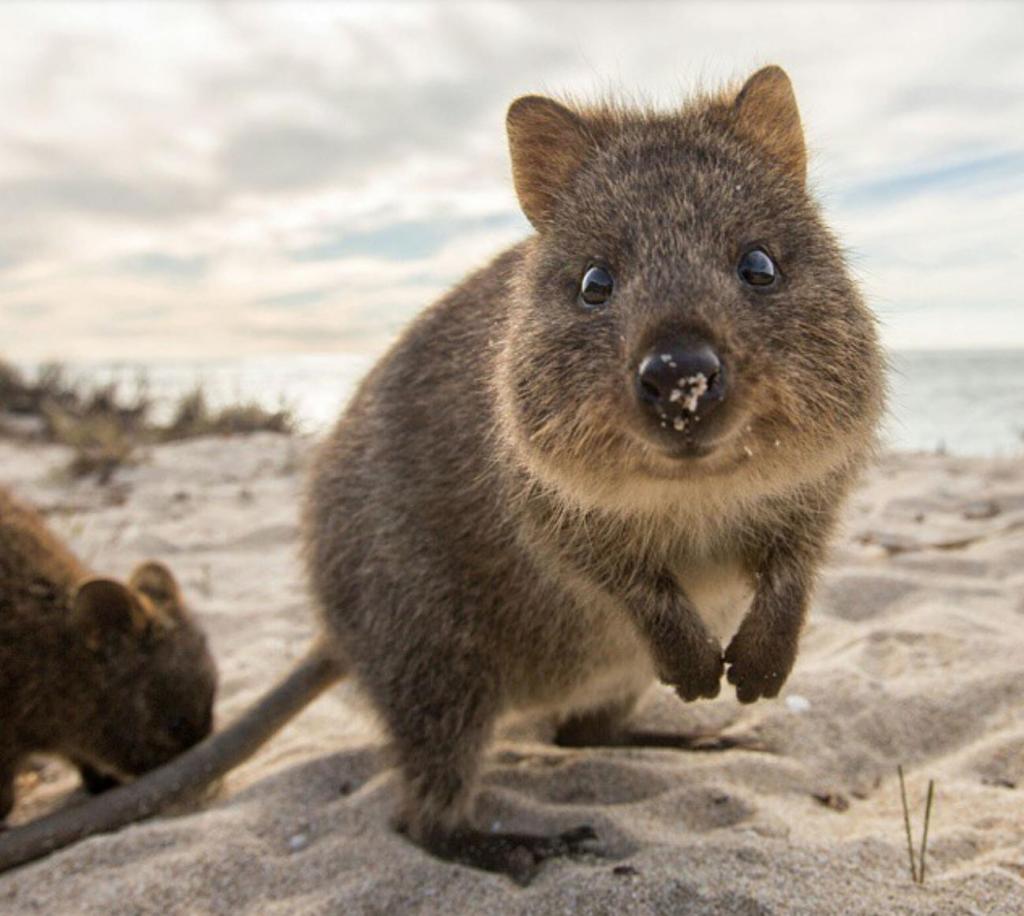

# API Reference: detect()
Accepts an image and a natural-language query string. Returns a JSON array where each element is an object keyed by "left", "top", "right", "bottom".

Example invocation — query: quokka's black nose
[{"left": 635, "top": 341, "right": 727, "bottom": 430}]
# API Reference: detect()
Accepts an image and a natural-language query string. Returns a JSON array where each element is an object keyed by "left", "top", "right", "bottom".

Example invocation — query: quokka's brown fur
[
  {"left": 305, "top": 64, "right": 883, "bottom": 848},
  {"left": 0, "top": 486, "right": 217, "bottom": 821},
  {"left": 0, "top": 66, "right": 884, "bottom": 880}
]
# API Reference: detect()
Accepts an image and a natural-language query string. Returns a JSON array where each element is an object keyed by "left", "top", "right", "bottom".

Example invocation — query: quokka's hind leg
[
  {"left": 382, "top": 660, "right": 597, "bottom": 884},
  {"left": 555, "top": 694, "right": 760, "bottom": 752}
]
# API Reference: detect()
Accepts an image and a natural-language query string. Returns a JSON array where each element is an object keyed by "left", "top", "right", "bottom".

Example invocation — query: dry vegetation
[
  {"left": 0, "top": 358, "right": 294, "bottom": 483},
  {"left": 162, "top": 387, "right": 294, "bottom": 441}
]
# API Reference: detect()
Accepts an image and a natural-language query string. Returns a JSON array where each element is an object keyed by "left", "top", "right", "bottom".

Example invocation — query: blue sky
[{"left": 0, "top": 0, "right": 1022, "bottom": 361}]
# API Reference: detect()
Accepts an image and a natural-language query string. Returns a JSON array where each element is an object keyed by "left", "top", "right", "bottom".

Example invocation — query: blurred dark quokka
[
  {"left": 0, "top": 487, "right": 217, "bottom": 821},
  {"left": 0, "top": 66, "right": 883, "bottom": 881}
]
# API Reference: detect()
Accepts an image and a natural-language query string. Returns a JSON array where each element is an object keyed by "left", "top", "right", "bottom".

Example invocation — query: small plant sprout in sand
[{"left": 897, "top": 765, "right": 936, "bottom": 885}]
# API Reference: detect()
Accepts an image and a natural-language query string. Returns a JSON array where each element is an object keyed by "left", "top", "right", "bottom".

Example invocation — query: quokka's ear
[
  {"left": 72, "top": 578, "right": 149, "bottom": 649},
  {"left": 129, "top": 560, "right": 185, "bottom": 627},
  {"left": 129, "top": 560, "right": 180, "bottom": 607},
  {"left": 733, "top": 65, "right": 806, "bottom": 186},
  {"left": 507, "top": 95, "right": 594, "bottom": 229}
]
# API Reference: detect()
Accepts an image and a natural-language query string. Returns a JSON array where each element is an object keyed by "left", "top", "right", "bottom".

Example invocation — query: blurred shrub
[
  {"left": 162, "top": 386, "right": 294, "bottom": 440},
  {"left": 0, "top": 360, "right": 294, "bottom": 483}
]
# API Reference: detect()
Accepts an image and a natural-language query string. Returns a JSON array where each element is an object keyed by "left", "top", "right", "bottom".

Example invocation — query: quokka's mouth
[
  {"left": 632, "top": 408, "right": 727, "bottom": 459},
  {"left": 656, "top": 438, "right": 717, "bottom": 461},
  {"left": 631, "top": 406, "right": 754, "bottom": 471}
]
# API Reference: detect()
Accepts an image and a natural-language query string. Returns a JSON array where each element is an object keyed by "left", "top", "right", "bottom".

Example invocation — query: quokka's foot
[{"left": 419, "top": 824, "right": 599, "bottom": 885}]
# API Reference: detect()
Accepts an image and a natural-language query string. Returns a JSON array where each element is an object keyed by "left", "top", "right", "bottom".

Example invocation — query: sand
[{"left": 1, "top": 433, "right": 1023, "bottom": 915}]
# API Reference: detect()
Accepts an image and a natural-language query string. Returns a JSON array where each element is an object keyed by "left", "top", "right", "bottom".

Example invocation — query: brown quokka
[
  {"left": 0, "top": 66, "right": 884, "bottom": 881},
  {"left": 0, "top": 486, "right": 217, "bottom": 822}
]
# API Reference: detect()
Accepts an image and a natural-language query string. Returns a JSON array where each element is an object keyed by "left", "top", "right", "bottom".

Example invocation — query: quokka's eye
[
  {"left": 737, "top": 247, "right": 778, "bottom": 289},
  {"left": 579, "top": 264, "right": 614, "bottom": 308}
]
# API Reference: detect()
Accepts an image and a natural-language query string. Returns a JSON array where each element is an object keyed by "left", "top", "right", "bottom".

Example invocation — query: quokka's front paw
[
  {"left": 663, "top": 638, "right": 725, "bottom": 702},
  {"left": 724, "top": 621, "right": 796, "bottom": 704}
]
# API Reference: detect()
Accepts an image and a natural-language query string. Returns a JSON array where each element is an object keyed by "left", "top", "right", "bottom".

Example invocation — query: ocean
[{"left": 14, "top": 349, "right": 1024, "bottom": 457}]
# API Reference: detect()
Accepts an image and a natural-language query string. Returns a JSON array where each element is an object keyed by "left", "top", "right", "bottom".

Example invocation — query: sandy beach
[{"left": 1, "top": 433, "right": 1023, "bottom": 915}]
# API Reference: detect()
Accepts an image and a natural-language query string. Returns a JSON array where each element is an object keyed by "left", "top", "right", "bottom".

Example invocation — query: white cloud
[{"left": 0, "top": 0, "right": 1020, "bottom": 360}]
